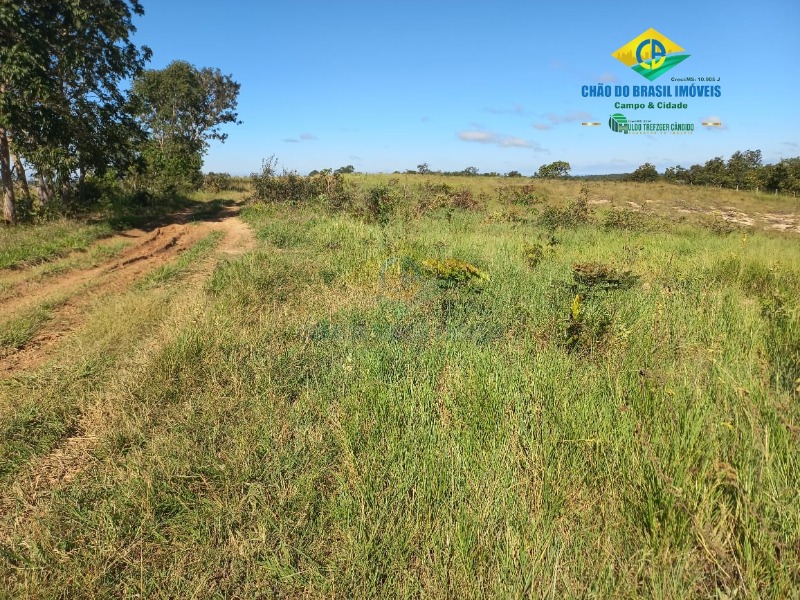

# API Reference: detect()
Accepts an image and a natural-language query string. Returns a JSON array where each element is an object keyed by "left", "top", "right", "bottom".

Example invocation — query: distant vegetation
[{"left": 304, "top": 153, "right": 800, "bottom": 195}]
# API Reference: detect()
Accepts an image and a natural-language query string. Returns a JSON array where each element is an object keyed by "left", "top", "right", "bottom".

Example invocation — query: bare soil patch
[{"left": 0, "top": 203, "right": 255, "bottom": 376}]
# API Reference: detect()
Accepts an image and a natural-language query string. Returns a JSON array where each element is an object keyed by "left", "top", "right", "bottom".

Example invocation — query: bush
[
  {"left": 522, "top": 242, "right": 545, "bottom": 269},
  {"left": 572, "top": 262, "right": 637, "bottom": 292},
  {"left": 250, "top": 156, "right": 353, "bottom": 208},
  {"left": 203, "top": 172, "right": 234, "bottom": 192},
  {"left": 499, "top": 184, "right": 545, "bottom": 205},
  {"left": 538, "top": 197, "right": 590, "bottom": 230},
  {"left": 365, "top": 182, "right": 402, "bottom": 224}
]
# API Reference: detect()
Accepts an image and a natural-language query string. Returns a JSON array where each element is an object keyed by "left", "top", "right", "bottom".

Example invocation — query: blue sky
[{"left": 131, "top": 0, "right": 799, "bottom": 176}]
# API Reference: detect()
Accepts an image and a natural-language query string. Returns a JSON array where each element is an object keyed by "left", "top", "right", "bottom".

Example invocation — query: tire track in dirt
[
  {"left": 0, "top": 203, "right": 254, "bottom": 377},
  {"left": 0, "top": 206, "right": 256, "bottom": 533}
]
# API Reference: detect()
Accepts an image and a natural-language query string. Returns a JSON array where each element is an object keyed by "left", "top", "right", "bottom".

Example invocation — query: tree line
[
  {"left": 627, "top": 150, "right": 800, "bottom": 194},
  {"left": 1, "top": 1, "right": 240, "bottom": 225}
]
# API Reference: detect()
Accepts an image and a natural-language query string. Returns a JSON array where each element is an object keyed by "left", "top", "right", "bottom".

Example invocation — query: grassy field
[{"left": 1, "top": 178, "right": 798, "bottom": 597}]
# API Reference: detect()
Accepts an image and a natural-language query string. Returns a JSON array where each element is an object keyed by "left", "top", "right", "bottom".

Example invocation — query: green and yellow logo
[{"left": 612, "top": 28, "right": 689, "bottom": 81}]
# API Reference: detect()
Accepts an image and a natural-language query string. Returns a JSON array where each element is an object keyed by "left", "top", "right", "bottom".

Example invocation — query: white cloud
[
  {"left": 545, "top": 111, "right": 592, "bottom": 124},
  {"left": 458, "top": 131, "right": 496, "bottom": 143},
  {"left": 457, "top": 130, "right": 543, "bottom": 150},
  {"left": 498, "top": 136, "right": 532, "bottom": 148}
]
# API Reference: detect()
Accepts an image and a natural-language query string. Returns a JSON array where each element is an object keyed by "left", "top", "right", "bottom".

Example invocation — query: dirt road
[{"left": 0, "top": 202, "right": 255, "bottom": 377}]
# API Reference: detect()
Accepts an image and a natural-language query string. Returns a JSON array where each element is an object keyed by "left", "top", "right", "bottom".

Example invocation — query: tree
[
  {"left": 417, "top": 163, "right": 430, "bottom": 175},
  {"left": 701, "top": 156, "right": 729, "bottom": 187},
  {"left": 536, "top": 161, "right": 570, "bottom": 179},
  {"left": 664, "top": 165, "right": 688, "bottom": 183},
  {"left": 506, "top": 170, "right": 523, "bottom": 178},
  {"left": 334, "top": 165, "right": 355, "bottom": 174},
  {"left": 131, "top": 60, "right": 240, "bottom": 192},
  {"left": 727, "top": 149, "right": 762, "bottom": 190},
  {"left": 763, "top": 158, "right": 800, "bottom": 195},
  {"left": 462, "top": 166, "right": 479, "bottom": 176},
  {"left": 627, "top": 162, "right": 659, "bottom": 182},
  {"left": 1, "top": 0, "right": 150, "bottom": 223}
]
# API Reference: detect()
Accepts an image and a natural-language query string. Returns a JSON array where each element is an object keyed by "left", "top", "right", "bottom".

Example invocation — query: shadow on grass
[{"left": 104, "top": 195, "right": 240, "bottom": 233}]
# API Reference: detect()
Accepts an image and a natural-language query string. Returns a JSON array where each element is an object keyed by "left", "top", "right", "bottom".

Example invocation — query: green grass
[
  {"left": 0, "top": 304, "right": 54, "bottom": 350},
  {"left": 0, "top": 220, "right": 116, "bottom": 270},
  {"left": 0, "top": 240, "right": 132, "bottom": 302},
  {"left": 1, "top": 184, "right": 799, "bottom": 597}
]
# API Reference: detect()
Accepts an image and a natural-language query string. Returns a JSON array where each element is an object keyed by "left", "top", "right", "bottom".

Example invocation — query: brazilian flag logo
[{"left": 612, "top": 28, "right": 690, "bottom": 81}]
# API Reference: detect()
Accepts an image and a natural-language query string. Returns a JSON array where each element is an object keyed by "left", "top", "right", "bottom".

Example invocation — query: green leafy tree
[
  {"left": 701, "top": 156, "right": 729, "bottom": 187},
  {"left": 763, "top": 158, "right": 800, "bottom": 194},
  {"left": 727, "top": 149, "right": 762, "bottom": 190},
  {"left": 0, "top": 0, "right": 150, "bottom": 223},
  {"left": 417, "top": 163, "right": 431, "bottom": 175},
  {"left": 506, "top": 170, "right": 523, "bottom": 177},
  {"left": 627, "top": 162, "right": 659, "bottom": 182},
  {"left": 664, "top": 165, "right": 688, "bottom": 183},
  {"left": 536, "top": 161, "right": 571, "bottom": 179},
  {"left": 334, "top": 165, "right": 355, "bottom": 174},
  {"left": 131, "top": 60, "right": 240, "bottom": 192}
]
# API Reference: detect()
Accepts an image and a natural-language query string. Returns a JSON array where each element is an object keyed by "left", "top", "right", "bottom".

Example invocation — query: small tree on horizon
[
  {"left": 536, "top": 161, "right": 570, "bottom": 179},
  {"left": 627, "top": 162, "right": 659, "bottom": 182}
]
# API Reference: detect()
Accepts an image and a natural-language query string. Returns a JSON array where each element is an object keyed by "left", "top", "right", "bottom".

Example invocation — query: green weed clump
[
  {"left": 0, "top": 220, "right": 114, "bottom": 269},
  {"left": 420, "top": 258, "right": 488, "bottom": 287},
  {"left": 572, "top": 262, "right": 637, "bottom": 292},
  {"left": 498, "top": 183, "right": 545, "bottom": 205},
  {"left": 522, "top": 242, "right": 545, "bottom": 269},
  {"left": 538, "top": 196, "right": 591, "bottom": 230},
  {"left": 0, "top": 305, "right": 53, "bottom": 349}
]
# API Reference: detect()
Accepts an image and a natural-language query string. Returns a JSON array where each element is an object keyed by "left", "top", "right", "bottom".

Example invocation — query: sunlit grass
[{"left": 0, "top": 183, "right": 798, "bottom": 597}]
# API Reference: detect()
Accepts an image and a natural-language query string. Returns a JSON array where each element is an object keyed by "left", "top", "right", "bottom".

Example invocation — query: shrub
[
  {"left": 250, "top": 156, "right": 353, "bottom": 208},
  {"left": 365, "top": 182, "right": 403, "bottom": 224},
  {"left": 203, "top": 172, "right": 233, "bottom": 192},
  {"left": 572, "top": 262, "right": 637, "bottom": 292},
  {"left": 603, "top": 208, "right": 647, "bottom": 231},
  {"left": 563, "top": 293, "right": 612, "bottom": 354},
  {"left": 499, "top": 184, "right": 545, "bottom": 205},
  {"left": 538, "top": 197, "right": 591, "bottom": 230},
  {"left": 420, "top": 258, "right": 488, "bottom": 287},
  {"left": 522, "top": 242, "right": 545, "bottom": 269},
  {"left": 448, "top": 186, "right": 479, "bottom": 210}
]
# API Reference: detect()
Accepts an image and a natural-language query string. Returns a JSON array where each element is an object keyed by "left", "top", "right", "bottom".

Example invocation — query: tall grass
[{"left": 1, "top": 184, "right": 798, "bottom": 597}]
